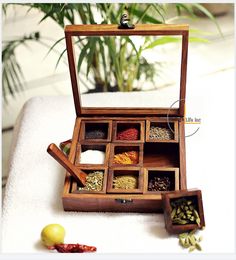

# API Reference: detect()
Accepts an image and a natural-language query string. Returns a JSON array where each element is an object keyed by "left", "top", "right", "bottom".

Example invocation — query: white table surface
[{"left": 2, "top": 78, "right": 235, "bottom": 254}]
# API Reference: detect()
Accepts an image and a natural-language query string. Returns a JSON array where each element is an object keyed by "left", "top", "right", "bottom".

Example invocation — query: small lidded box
[{"left": 162, "top": 189, "right": 205, "bottom": 233}]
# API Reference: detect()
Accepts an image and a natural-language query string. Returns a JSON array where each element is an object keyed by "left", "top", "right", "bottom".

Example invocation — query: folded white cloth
[
  {"left": 2, "top": 87, "right": 235, "bottom": 253},
  {"left": 2, "top": 95, "right": 170, "bottom": 254}
]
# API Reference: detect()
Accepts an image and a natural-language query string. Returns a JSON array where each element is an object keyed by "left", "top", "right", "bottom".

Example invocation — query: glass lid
[{"left": 65, "top": 24, "right": 188, "bottom": 116}]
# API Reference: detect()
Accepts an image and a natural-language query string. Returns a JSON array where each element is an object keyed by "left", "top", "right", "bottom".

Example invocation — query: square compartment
[
  {"left": 143, "top": 143, "right": 179, "bottom": 167},
  {"left": 79, "top": 120, "right": 112, "bottom": 142},
  {"left": 75, "top": 143, "right": 110, "bottom": 166},
  {"left": 107, "top": 167, "right": 143, "bottom": 193},
  {"left": 162, "top": 189, "right": 205, "bottom": 234},
  {"left": 110, "top": 144, "right": 143, "bottom": 166},
  {"left": 113, "top": 121, "right": 145, "bottom": 143},
  {"left": 146, "top": 119, "right": 178, "bottom": 142},
  {"left": 70, "top": 167, "right": 108, "bottom": 194},
  {"left": 144, "top": 167, "right": 179, "bottom": 193}
]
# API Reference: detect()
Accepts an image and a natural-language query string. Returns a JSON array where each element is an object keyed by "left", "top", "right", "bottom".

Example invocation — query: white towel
[
  {"left": 2, "top": 87, "right": 235, "bottom": 253},
  {"left": 2, "top": 95, "right": 173, "bottom": 253}
]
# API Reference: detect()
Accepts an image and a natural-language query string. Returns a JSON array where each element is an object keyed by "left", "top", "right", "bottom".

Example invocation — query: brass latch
[
  {"left": 118, "top": 14, "right": 135, "bottom": 29},
  {"left": 115, "top": 199, "right": 133, "bottom": 204}
]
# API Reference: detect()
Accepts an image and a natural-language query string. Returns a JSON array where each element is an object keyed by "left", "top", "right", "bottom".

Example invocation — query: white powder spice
[{"left": 80, "top": 150, "right": 105, "bottom": 164}]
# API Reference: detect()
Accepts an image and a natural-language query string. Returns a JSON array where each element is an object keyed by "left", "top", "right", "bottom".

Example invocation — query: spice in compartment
[
  {"left": 171, "top": 197, "right": 201, "bottom": 226},
  {"left": 80, "top": 150, "right": 105, "bottom": 164},
  {"left": 78, "top": 171, "right": 104, "bottom": 192},
  {"left": 149, "top": 125, "right": 174, "bottom": 140},
  {"left": 113, "top": 175, "right": 138, "bottom": 189},
  {"left": 117, "top": 127, "right": 139, "bottom": 141},
  {"left": 148, "top": 176, "right": 171, "bottom": 191},
  {"left": 113, "top": 151, "right": 139, "bottom": 164},
  {"left": 85, "top": 129, "right": 107, "bottom": 139}
]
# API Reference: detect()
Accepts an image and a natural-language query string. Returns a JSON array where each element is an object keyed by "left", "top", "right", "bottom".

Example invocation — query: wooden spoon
[{"left": 47, "top": 143, "right": 87, "bottom": 186}]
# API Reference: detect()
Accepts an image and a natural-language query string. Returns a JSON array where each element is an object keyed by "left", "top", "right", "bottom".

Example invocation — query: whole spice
[
  {"left": 78, "top": 171, "right": 103, "bottom": 191},
  {"left": 178, "top": 229, "right": 203, "bottom": 252},
  {"left": 50, "top": 243, "right": 97, "bottom": 253},
  {"left": 113, "top": 175, "right": 138, "bottom": 189},
  {"left": 148, "top": 176, "right": 171, "bottom": 191},
  {"left": 113, "top": 151, "right": 139, "bottom": 164},
  {"left": 149, "top": 126, "right": 174, "bottom": 140},
  {"left": 171, "top": 198, "right": 201, "bottom": 226},
  {"left": 85, "top": 129, "right": 106, "bottom": 139},
  {"left": 117, "top": 127, "right": 139, "bottom": 140}
]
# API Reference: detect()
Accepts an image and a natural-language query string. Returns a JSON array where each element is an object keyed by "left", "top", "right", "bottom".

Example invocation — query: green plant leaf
[
  {"left": 3, "top": 66, "right": 14, "bottom": 96},
  {"left": 175, "top": 4, "right": 196, "bottom": 17},
  {"left": 98, "top": 38, "right": 108, "bottom": 90},
  {"left": 144, "top": 36, "right": 180, "bottom": 49},
  {"left": 135, "top": 4, "right": 152, "bottom": 24},
  {"left": 77, "top": 42, "right": 90, "bottom": 74},
  {"left": 38, "top": 5, "right": 54, "bottom": 24},
  {"left": 132, "top": 7, "right": 162, "bottom": 24},
  {"left": 192, "top": 3, "right": 222, "bottom": 36},
  {"left": 151, "top": 4, "right": 166, "bottom": 22},
  {"left": 9, "top": 57, "right": 24, "bottom": 91},
  {"left": 6, "top": 61, "right": 21, "bottom": 93},
  {"left": 45, "top": 37, "right": 65, "bottom": 58},
  {"left": 124, "top": 36, "right": 139, "bottom": 56},
  {"left": 190, "top": 28, "right": 213, "bottom": 36},
  {"left": 189, "top": 37, "right": 209, "bottom": 43},
  {"left": 55, "top": 48, "right": 67, "bottom": 69},
  {"left": 86, "top": 37, "right": 97, "bottom": 77}
]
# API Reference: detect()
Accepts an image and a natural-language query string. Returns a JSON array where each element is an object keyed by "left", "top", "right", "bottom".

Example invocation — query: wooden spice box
[
  {"left": 61, "top": 24, "right": 189, "bottom": 212},
  {"left": 162, "top": 189, "right": 205, "bottom": 233}
]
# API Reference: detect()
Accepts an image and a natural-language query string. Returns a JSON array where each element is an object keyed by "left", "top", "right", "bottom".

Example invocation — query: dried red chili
[{"left": 50, "top": 243, "right": 97, "bottom": 253}]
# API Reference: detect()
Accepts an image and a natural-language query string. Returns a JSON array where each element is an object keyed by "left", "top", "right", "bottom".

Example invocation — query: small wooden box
[
  {"left": 162, "top": 189, "right": 205, "bottom": 233},
  {"left": 62, "top": 24, "right": 189, "bottom": 212}
]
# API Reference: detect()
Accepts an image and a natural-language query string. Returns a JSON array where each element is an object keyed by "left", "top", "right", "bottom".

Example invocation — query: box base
[{"left": 63, "top": 196, "right": 163, "bottom": 213}]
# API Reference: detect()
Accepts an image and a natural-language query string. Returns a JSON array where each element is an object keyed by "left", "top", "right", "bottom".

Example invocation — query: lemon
[{"left": 41, "top": 224, "right": 65, "bottom": 247}]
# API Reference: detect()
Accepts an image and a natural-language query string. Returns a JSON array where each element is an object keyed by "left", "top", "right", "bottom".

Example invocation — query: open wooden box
[{"left": 62, "top": 24, "right": 189, "bottom": 212}]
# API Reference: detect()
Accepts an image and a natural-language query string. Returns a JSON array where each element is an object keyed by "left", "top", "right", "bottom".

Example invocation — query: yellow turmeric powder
[{"left": 113, "top": 151, "right": 139, "bottom": 164}]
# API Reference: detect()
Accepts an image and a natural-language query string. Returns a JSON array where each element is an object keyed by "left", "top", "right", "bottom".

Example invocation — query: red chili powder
[{"left": 117, "top": 128, "right": 139, "bottom": 140}]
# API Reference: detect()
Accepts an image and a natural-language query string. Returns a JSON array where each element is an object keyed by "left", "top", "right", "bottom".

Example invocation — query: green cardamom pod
[
  {"left": 189, "top": 235, "right": 196, "bottom": 246},
  {"left": 189, "top": 229, "right": 197, "bottom": 235},
  {"left": 195, "top": 242, "right": 202, "bottom": 251},
  {"left": 189, "top": 246, "right": 196, "bottom": 252},
  {"left": 179, "top": 233, "right": 188, "bottom": 239},
  {"left": 196, "top": 217, "right": 201, "bottom": 227},
  {"left": 193, "top": 209, "right": 200, "bottom": 219},
  {"left": 184, "top": 237, "right": 190, "bottom": 247},
  {"left": 171, "top": 208, "right": 176, "bottom": 219},
  {"left": 179, "top": 238, "right": 185, "bottom": 246}
]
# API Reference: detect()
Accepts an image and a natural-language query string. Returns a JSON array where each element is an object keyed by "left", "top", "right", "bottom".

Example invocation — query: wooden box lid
[{"left": 65, "top": 24, "right": 189, "bottom": 117}]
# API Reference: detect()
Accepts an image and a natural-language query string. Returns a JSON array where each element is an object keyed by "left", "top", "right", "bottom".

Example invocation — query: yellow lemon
[{"left": 41, "top": 224, "right": 65, "bottom": 247}]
